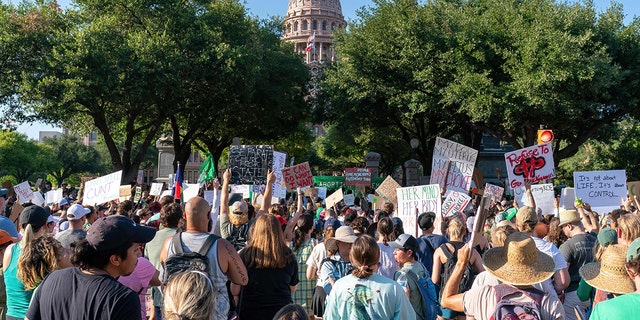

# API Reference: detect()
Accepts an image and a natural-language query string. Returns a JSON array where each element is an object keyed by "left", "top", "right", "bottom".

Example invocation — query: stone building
[{"left": 282, "top": 0, "right": 346, "bottom": 64}]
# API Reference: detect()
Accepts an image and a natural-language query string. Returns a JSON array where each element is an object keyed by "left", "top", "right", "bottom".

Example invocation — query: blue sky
[{"left": 7, "top": 0, "right": 640, "bottom": 139}]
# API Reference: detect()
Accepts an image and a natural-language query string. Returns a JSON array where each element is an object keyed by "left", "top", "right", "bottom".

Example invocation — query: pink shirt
[{"left": 117, "top": 257, "right": 158, "bottom": 319}]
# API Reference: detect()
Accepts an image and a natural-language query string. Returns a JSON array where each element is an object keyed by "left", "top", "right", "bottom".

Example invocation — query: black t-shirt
[
  {"left": 239, "top": 254, "right": 299, "bottom": 320},
  {"left": 26, "top": 267, "right": 141, "bottom": 320}
]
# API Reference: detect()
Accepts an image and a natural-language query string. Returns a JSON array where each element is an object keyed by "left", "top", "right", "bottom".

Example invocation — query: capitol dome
[{"left": 282, "top": 0, "right": 346, "bottom": 63}]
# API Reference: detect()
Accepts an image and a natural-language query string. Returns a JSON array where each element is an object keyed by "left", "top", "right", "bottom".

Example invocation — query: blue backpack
[{"left": 403, "top": 269, "right": 438, "bottom": 320}]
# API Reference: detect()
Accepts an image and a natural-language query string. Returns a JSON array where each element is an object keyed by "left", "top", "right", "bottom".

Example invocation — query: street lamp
[{"left": 410, "top": 138, "right": 419, "bottom": 158}]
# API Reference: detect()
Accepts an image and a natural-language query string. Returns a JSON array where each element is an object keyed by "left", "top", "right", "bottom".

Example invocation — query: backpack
[
  {"left": 162, "top": 233, "right": 219, "bottom": 285},
  {"left": 439, "top": 243, "right": 474, "bottom": 297},
  {"left": 490, "top": 284, "right": 543, "bottom": 320},
  {"left": 320, "top": 257, "right": 353, "bottom": 279},
  {"left": 403, "top": 268, "right": 438, "bottom": 320},
  {"left": 226, "top": 223, "right": 249, "bottom": 251}
]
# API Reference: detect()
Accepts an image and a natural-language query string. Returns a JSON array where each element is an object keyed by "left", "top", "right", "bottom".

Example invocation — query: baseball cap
[
  {"left": 389, "top": 234, "right": 419, "bottom": 252},
  {"left": 0, "top": 230, "right": 18, "bottom": 245},
  {"left": 58, "top": 198, "right": 69, "bottom": 206},
  {"left": 515, "top": 206, "right": 536, "bottom": 225},
  {"left": 597, "top": 228, "right": 617, "bottom": 247},
  {"left": 503, "top": 207, "right": 518, "bottom": 221},
  {"left": 67, "top": 204, "right": 90, "bottom": 220},
  {"left": 231, "top": 201, "right": 248, "bottom": 215},
  {"left": 0, "top": 188, "right": 8, "bottom": 197},
  {"left": 19, "top": 205, "right": 50, "bottom": 230},
  {"left": 324, "top": 217, "right": 341, "bottom": 231},
  {"left": 627, "top": 237, "right": 640, "bottom": 262},
  {"left": 86, "top": 215, "right": 156, "bottom": 251}
]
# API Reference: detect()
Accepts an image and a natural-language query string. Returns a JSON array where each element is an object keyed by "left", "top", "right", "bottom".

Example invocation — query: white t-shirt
[
  {"left": 463, "top": 284, "right": 565, "bottom": 320},
  {"left": 306, "top": 242, "right": 327, "bottom": 286}
]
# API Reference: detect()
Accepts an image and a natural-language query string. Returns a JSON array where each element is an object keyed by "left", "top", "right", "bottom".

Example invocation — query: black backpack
[
  {"left": 162, "top": 233, "right": 219, "bottom": 285},
  {"left": 439, "top": 243, "right": 474, "bottom": 297},
  {"left": 226, "top": 223, "right": 249, "bottom": 251}
]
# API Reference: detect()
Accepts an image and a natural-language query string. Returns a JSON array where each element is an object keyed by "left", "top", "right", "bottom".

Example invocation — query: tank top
[
  {"left": 5, "top": 243, "right": 32, "bottom": 318},
  {"left": 166, "top": 232, "right": 228, "bottom": 320}
]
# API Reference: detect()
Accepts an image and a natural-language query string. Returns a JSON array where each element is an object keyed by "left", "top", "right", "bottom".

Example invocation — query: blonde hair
[
  {"left": 240, "top": 215, "right": 293, "bottom": 269},
  {"left": 21, "top": 223, "right": 44, "bottom": 250},
  {"left": 447, "top": 218, "right": 466, "bottom": 241},
  {"left": 491, "top": 225, "right": 516, "bottom": 247},
  {"left": 18, "top": 236, "right": 63, "bottom": 290},
  {"left": 164, "top": 271, "right": 215, "bottom": 320},
  {"left": 350, "top": 235, "right": 380, "bottom": 279},
  {"left": 618, "top": 214, "right": 640, "bottom": 244}
]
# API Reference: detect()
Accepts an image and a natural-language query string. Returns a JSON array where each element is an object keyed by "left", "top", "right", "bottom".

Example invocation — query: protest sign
[
  {"left": 282, "top": 162, "right": 313, "bottom": 190},
  {"left": 119, "top": 185, "right": 131, "bottom": 197},
  {"left": 272, "top": 151, "right": 287, "bottom": 200},
  {"left": 35, "top": 178, "right": 43, "bottom": 189},
  {"left": 203, "top": 190, "right": 215, "bottom": 206},
  {"left": 574, "top": 170, "right": 627, "bottom": 214},
  {"left": 343, "top": 193, "right": 355, "bottom": 206},
  {"left": 344, "top": 168, "right": 372, "bottom": 187},
  {"left": 182, "top": 184, "right": 200, "bottom": 202},
  {"left": 133, "top": 186, "right": 142, "bottom": 203},
  {"left": 228, "top": 145, "right": 274, "bottom": 185},
  {"left": 430, "top": 137, "right": 478, "bottom": 194},
  {"left": 312, "top": 176, "right": 344, "bottom": 190},
  {"left": 31, "top": 192, "right": 45, "bottom": 206},
  {"left": 484, "top": 183, "right": 504, "bottom": 201},
  {"left": 504, "top": 142, "right": 555, "bottom": 189},
  {"left": 560, "top": 187, "right": 576, "bottom": 212},
  {"left": 230, "top": 185, "right": 251, "bottom": 199},
  {"left": 442, "top": 191, "right": 472, "bottom": 217},
  {"left": 325, "top": 188, "right": 344, "bottom": 209},
  {"left": 83, "top": 171, "right": 122, "bottom": 205},
  {"left": 13, "top": 181, "right": 34, "bottom": 204},
  {"left": 149, "top": 183, "right": 163, "bottom": 196},
  {"left": 513, "top": 183, "right": 556, "bottom": 216},
  {"left": 376, "top": 176, "right": 401, "bottom": 206},
  {"left": 304, "top": 186, "right": 319, "bottom": 198},
  {"left": 160, "top": 190, "right": 172, "bottom": 198},
  {"left": 396, "top": 184, "right": 441, "bottom": 237},
  {"left": 628, "top": 181, "right": 640, "bottom": 197},
  {"left": 45, "top": 189, "right": 58, "bottom": 206}
]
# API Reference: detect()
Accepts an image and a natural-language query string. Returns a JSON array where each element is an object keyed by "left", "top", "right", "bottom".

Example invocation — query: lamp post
[{"left": 410, "top": 138, "right": 419, "bottom": 160}]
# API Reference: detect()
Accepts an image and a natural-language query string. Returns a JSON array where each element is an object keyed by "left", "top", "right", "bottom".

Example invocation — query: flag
[
  {"left": 173, "top": 162, "right": 182, "bottom": 201},
  {"left": 306, "top": 31, "right": 316, "bottom": 52},
  {"left": 198, "top": 153, "right": 216, "bottom": 184}
]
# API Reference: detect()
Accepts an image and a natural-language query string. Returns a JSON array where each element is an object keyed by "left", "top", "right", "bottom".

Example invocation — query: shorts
[{"left": 312, "top": 286, "right": 327, "bottom": 317}]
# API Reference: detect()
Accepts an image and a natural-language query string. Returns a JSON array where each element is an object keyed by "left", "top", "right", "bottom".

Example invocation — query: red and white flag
[{"left": 306, "top": 32, "right": 316, "bottom": 52}]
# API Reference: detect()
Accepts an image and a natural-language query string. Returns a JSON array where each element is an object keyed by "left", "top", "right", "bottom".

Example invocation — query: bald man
[{"left": 161, "top": 197, "right": 248, "bottom": 320}]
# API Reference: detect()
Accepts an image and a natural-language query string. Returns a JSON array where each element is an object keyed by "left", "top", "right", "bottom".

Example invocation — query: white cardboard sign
[
  {"left": 396, "top": 184, "right": 442, "bottom": 237},
  {"left": 574, "top": 170, "right": 626, "bottom": 214},
  {"left": 83, "top": 171, "right": 122, "bottom": 205},
  {"left": 513, "top": 183, "right": 556, "bottom": 216},
  {"left": 14, "top": 181, "right": 34, "bottom": 204},
  {"left": 430, "top": 137, "right": 478, "bottom": 194},
  {"left": 504, "top": 143, "right": 555, "bottom": 189},
  {"left": 149, "top": 183, "right": 163, "bottom": 196},
  {"left": 442, "top": 191, "right": 472, "bottom": 217}
]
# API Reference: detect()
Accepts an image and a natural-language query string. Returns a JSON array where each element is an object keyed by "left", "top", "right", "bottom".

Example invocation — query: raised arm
[
  {"left": 258, "top": 170, "right": 276, "bottom": 217},
  {"left": 220, "top": 168, "right": 231, "bottom": 217},
  {"left": 284, "top": 188, "right": 304, "bottom": 242},
  {"left": 524, "top": 180, "right": 536, "bottom": 211}
]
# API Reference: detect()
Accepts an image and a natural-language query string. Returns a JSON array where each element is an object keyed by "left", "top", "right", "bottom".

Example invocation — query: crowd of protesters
[{"left": 0, "top": 173, "right": 640, "bottom": 320}]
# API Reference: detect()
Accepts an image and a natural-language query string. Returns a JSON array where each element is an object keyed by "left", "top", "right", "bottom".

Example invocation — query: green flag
[{"left": 198, "top": 153, "right": 216, "bottom": 183}]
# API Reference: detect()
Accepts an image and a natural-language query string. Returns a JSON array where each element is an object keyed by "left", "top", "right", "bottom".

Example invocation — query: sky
[{"left": 7, "top": 0, "right": 640, "bottom": 140}]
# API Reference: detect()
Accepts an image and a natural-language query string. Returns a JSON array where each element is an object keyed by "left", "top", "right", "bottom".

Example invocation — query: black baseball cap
[
  {"left": 19, "top": 205, "right": 50, "bottom": 230},
  {"left": 418, "top": 212, "right": 436, "bottom": 230},
  {"left": 86, "top": 215, "right": 156, "bottom": 251}
]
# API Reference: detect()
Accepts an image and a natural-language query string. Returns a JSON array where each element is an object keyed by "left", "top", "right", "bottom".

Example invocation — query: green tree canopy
[
  {"left": 41, "top": 135, "right": 103, "bottom": 187},
  {"left": 0, "top": 131, "right": 54, "bottom": 182}
]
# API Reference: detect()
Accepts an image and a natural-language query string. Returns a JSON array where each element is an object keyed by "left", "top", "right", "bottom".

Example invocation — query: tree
[
  {"left": 319, "top": 0, "right": 463, "bottom": 171},
  {"left": 0, "top": 131, "right": 54, "bottom": 182},
  {"left": 444, "top": 0, "right": 640, "bottom": 162},
  {"left": 41, "top": 135, "right": 103, "bottom": 187}
]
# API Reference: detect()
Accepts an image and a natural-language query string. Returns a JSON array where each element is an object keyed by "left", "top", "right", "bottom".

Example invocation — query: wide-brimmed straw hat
[
  {"left": 325, "top": 226, "right": 358, "bottom": 252},
  {"left": 579, "top": 244, "right": 635, "bottom": 295},
  {"left": 483, "top": 232, "right": 555, "bottom": 286}
]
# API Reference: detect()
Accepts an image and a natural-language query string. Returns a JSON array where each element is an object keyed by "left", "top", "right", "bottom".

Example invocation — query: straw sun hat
[
  {"left": 579, "top": 244, "right": 635, "bottom": 295},
  {"left": 483, "top": 232, "right": 555, "bottom": 286}
]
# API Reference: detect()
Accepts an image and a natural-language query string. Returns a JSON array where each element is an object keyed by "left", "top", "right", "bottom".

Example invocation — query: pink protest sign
[
  {"left": 504, "top": 143, "right": 555, "bottom": 189},
  {"left": 282, "top": 162, "right": 313, "bottom": 190}
]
